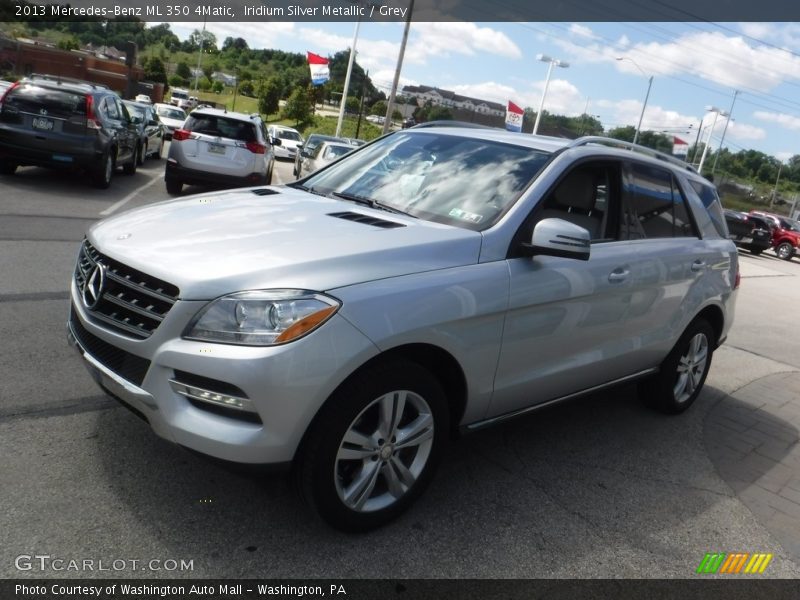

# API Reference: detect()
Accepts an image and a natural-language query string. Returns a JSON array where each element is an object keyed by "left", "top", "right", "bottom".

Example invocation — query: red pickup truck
[{"left": 749, "top": 211, "right": 800, "bottom": 260}]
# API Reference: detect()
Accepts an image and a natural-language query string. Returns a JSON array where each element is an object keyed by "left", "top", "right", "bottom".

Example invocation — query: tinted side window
[
  {"left": 102, "top": 97, "right": 119, "bottom": 120},
  {"left": 624, "top": 164, "right": 696, "bottom": 239},
  {"left": 688, "top": 180, "right": 726, "bottom": 238}
]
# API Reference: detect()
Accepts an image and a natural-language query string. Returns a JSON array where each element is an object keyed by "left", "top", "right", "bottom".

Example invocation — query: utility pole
[
  {"left": 769, "top": 162, "right": 783, "bottom": 209},
  {"left": 336, "top": 19, "right": 361, "bottom": 138},
  {"left": 355, "top": 69, "right": 368, "bottom": 139},
  {"left": 383, "top": 0, "right": 414, "bottom": 134},
  {"left": 194, "top": 17, "right": 206, "bottom": 92},
  {"left": 711, "top": 90, "right": 739, "bottom": 175}
]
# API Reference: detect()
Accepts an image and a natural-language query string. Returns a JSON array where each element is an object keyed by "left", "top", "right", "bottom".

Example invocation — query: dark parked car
[
  {"left": 750, "top": 210, "right": 800, "bottom": 260},
  {"left": 0, "top": 75, "right": 138, "bottom": 188},
  {"left": 723, "top": 209, "right": 772, "bottom": 255},
  {"left": 123, "top": 100, "right": 165, "bottom": 163}
]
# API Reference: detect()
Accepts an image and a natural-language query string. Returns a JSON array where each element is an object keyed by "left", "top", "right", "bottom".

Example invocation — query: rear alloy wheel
[
  {"left": 639, "top": 319, "right": 715, "bottom": 414},
  {"left": 0, "top": 160, "right": 17, "bottom": 175},
  {"left": 776, "top": 242, "right": 795, "bottom": 261},
  {"left": 92, "top": 153, "right": 114, "bottom": 189},
  {"left": 165, "top": 177, "right": 182, "bottom": 195},
  {"left": 123, "top": 146, "right": 137, "bottom": 175},
  {"left": 296, "top": 359, "right": 448, "bottom": 532}
]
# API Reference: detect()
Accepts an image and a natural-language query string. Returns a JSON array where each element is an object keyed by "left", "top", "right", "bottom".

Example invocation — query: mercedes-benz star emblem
[{"left": 82, "top": 264, "right": 106, "bottom": 310}]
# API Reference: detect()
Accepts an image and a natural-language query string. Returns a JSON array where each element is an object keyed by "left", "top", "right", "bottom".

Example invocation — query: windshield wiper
[
  {"left": 288, "top": 182, "right": 327, "bottom": 197},
  {"left": 332, "top": 191, "right": 417, "bottom": 218}
]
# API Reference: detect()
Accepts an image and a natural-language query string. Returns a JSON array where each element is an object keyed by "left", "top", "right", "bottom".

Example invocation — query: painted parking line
[
  {"left": 99, "top": 172, "right": 163, "bottom": 216},
  {"left": 272, "top": 164, "right": 285, "bottom": 185}
]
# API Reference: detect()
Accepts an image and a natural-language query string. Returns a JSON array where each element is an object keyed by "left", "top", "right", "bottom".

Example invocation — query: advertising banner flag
[
  {"left": 307, "top": 52, "right": 330, "bottom": 86},
  {"left": 673, "top": 135, "right": 689, "bottom": 157},
  {"left": 506, "top": 100, "right": 524, "bottom": 132}
]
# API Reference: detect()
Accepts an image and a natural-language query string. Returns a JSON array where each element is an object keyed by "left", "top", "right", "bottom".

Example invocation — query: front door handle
[
  {"left": 691, "top": 260, "right": 707, "bottom": 272},
  {"left": 608, "top": 268, "right": 630, "bottom": 283}
]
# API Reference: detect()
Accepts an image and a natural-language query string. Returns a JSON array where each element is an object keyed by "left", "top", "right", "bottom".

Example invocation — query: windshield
[
  {"left": 301, "top": 131, "right": 551, "bottom": 231},
  {"left": 781, "top": 218, "right": 800, "bottom": 232},
  {"left": 277, "top": 130, "right": 302, "bottom": 141},
  {"left": 171, "top": 91, "right": 188, "bottom": 100},
  {"left": 157, "top": 106, "right": 186, "bottom": 120},
  {"left": 123, "top": 103, "right": 144, "bottom": 119},
  {"left": 322, "top": 144, "right": 354, "bottom": 159}
]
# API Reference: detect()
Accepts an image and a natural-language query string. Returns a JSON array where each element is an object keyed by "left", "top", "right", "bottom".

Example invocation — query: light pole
[
  {"left": 532, "top": 54, "right": 568, "bottom": 136},
  {"left": 616, "top": 56, "right": 652, "bottom": 146},
  {"left": 769, "top": 161, "right": 783, "bottom": 209},
  {"left": 697, "top": 106, "right": 728, "bottom": 174},
  {"left": 711, "top": 89, "right": 739, "bottom": 176},
  {"left": 336, "top": 18, "right": 362, "bottom": 138}
]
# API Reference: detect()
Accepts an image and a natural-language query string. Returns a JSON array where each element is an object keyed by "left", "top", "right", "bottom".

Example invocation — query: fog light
[{"left": 169, "top": 380, "right": 255, "bottom": 413}]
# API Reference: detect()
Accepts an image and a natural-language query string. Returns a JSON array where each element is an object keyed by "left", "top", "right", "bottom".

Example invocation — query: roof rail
[
  {"left": 27, "top": 73, "right": 108, "bottom": 89},
  {"left": 567, "top": 136, "right": 696, "bottom": 173}
]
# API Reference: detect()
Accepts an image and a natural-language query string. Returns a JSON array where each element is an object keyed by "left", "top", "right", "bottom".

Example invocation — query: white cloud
[
  {"left": 754, "top": 110, "right": 800, "bottom": 131},
  {"left": 595, "top": 99, "right": 699, "bottom": 132},
  {"left": 776, "top": 151, "right": 795, "bottom": 162},
  {"left": 727, "top": 121, "right": 767, "bottom": 141},
  {"left": 569, "top": 24, "right": 596, "bottom": 40},
  {"left": 738, "top": 23, "right": 800, "bottom": 51},
  {"left": 553, "top": 25, "right": 800, "bottom": 93}
]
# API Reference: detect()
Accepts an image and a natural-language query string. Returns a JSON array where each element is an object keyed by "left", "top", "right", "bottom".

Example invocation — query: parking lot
[{"left": 2, "top": 151, "right": 800, "bottom": 579}]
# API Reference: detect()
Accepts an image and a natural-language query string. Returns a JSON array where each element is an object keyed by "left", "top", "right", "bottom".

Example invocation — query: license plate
[
  {"left": 207, "top": 143, "right": 225, "bottom": 155},
  {"left": 32, "top": 117, "right": 54, "bottom": 131}
]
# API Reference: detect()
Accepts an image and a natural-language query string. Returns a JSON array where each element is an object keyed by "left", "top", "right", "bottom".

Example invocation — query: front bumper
[{"left": 67, "top": 280, "right": 379, "bottom": 464}]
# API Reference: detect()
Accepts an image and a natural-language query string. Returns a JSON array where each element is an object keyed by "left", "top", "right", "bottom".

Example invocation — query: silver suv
[
  {"left": 165, "top": 108, "right": 276, "bottom": 194},
  {"left": 67, "top": 129, "right": 738, "bottom": 531}
]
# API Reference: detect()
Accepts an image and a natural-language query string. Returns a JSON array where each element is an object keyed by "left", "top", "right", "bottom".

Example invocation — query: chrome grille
[{"left": 74, "top": 239, "right": 179, "bottom": 339}]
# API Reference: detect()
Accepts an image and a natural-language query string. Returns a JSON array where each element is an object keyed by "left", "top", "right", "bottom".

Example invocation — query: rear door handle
[
  {"left": 608, "top": 268, "right": 630, "bottom": 283},
  {"left": 691, "top": 260, "right": 707, "bottom": 272}
]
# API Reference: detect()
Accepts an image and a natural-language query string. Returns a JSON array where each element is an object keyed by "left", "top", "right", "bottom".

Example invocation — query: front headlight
[{"left": 184, "top": 290, "right": 340, "bottom": 346}]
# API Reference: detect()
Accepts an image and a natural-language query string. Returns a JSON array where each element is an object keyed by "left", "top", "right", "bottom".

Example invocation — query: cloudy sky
[{"left": 167, "top": 21, "right": 800, "bottom": 160}]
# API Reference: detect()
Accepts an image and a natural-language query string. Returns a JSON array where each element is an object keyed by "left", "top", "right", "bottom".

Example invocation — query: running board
[{"left": 464, "top": 368, "right": 658, "bottom": 433}]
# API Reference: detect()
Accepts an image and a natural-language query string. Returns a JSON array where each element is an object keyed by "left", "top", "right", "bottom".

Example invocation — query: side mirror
[
  {"left": 148, "top": 119, "right": 159, "bottom": 126},
  {"left": 130, "top": 116, "right": 142, "bottom": 125},
  {"left": 523, "top": 218, "right": 591, "bottom": 261},
  {"left": 271, "top": 137, "right": 282, "bottom": 146}
]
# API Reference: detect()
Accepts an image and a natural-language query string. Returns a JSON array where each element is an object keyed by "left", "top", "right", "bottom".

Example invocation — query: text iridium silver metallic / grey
[{"left": 67, "top": 128, "right": 738, "bottom": 530}]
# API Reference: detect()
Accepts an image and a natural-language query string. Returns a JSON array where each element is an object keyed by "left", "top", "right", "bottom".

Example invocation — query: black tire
[
  {"left": 267, "top": 163, "right": 273, "bottom": 185},
  {"left": 138, "top": 142, "right": 146, "bottom": 166},
  {"left": 91, "top": 152, "right": 114, "bottom": 189},
  {"left": 776, "top": 242, "right": 795, "bottom": 261},
  {"left": 295, "top": 359, "right": 449, "bottom": 532},
  {"left": 165, "top": 177, "right": 182, "bottom": 195},
  {"left": 0, "top": 160, "right": 17, "bottom": 175},
  {"left": 122, "top": 146, "right": 137, "bottom": 175},
  {"left": 639, "top": 319, "right": 715, "bottom": 414},
  {"left": 749, "top": 247, "right": 763, "bottom": 256}
]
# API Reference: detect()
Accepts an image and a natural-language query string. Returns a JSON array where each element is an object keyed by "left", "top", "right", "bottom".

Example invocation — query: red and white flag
[
  {"left": 673, "top": 135, "right": 689, "bottom": 156},
  {"left": 307, "top": 52, "right": 330, "bottom": 86},
  {"left": 505, "top": 100, "right": 524, "bottom": 132}
]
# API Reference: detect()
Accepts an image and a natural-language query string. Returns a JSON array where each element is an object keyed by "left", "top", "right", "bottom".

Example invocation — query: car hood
[
  {"left": 160, "top": 117, "right": 185, "bottom": 129},
  {"left": 88, "top": 186, "right": 482, "bottom": 300}
]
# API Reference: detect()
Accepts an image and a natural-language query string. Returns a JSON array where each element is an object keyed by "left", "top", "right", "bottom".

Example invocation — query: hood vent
[
  {"left": 328, "top": 211, "right": 406, "bottom": 229},
  {"left": 251, "top": 188, "right": 280, "bottom": 196}
]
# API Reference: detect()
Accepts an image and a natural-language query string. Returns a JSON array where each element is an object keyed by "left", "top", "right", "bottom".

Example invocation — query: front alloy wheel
[
  {"left": 296, "top": 359, "right": 448, "bottom": 531},
  {"left": 673, "top": 332, "right": 709, "bottom": 405},
  {"left": 776, "top": 242, "right": 795, "bottom": 261},
  {"left": 335, "top": 390, "right": 434, "bottom": 513}
]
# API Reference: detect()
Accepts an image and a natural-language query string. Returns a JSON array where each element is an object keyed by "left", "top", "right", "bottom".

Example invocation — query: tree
[
  {"left": 143, "top": 56, "right": 168, "bottom": 86},
  {"left": 607, "top": 125, "right": 636, "bottom": 143},
  {"left": 283, "top": 87, "right": 313, "bottom": 126},
  {"left": 188, "top": 29, "right": 217, "bottom": 52},
  {"left": 212, "top": 81, "right": 224, "bottom": 94},
  {"left": 175, "top": 61, "right": 192, "bottom": 80},
  {"left": 57, "top": 37, "right": 80, "bottom": 51},
  {"left": 258, "top": 77, "right": 281, "bottom": 116},
  {"left": 345, "top": 96, "right": 360, "bottom": 114},
  {"left": 370, "top": 100, "right": 387, "bottom": 116},
  {"left": 239, "top": 81, "right": 255, "bottom": 97}
]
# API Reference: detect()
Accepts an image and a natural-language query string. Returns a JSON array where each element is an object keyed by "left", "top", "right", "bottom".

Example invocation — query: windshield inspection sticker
[{"left": 449, "top": 208, "right": 484, "bottom": 224}]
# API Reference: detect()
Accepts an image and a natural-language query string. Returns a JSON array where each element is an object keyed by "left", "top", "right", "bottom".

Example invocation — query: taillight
[
  {"left": 245, "top": 141, "right": 266, "bottom": 154},
  {"left": 85, "top": 95, "right": 102, "bottom": 130},
  {"left": 0, "top": 80, "right": 20, "bottom": 111},
  {"left": 172, "top": 129, "right": 192, "bottom": 141}
]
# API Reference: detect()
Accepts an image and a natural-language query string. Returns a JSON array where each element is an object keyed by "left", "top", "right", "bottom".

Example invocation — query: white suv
[
  {"left": 68, "top": 129, "right": 737, "bottom": 531},
  {"left": 165, "top": 108, "right": 276, "bottom": 194}
]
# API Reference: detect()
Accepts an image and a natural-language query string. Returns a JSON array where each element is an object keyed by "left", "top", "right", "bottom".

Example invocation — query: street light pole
[
  {"left": 769, "top": 162, "right": 783, "bottom": 209},
  {"left": 533, "top": 54, "right": 568, "bottom": 135},
  {"left": 711, "top": 89, "right": 739, "bottom": 176},
  {"left": 336, "top": 18, "right": 361, "bottom": 138},
  {"left": 616, "top": 57, "right": 652, "bottom": 146},
  {"left": 698, "top": 107, "right": 725, "bottom": 174}
]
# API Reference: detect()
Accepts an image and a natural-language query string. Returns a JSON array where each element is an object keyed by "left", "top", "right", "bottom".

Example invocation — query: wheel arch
[
  {"left": 693, "top": 304, "right": 725, "bottom": 348},
  {"left": 293, "top": 343, "right": 468, "bottom": 465}
]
